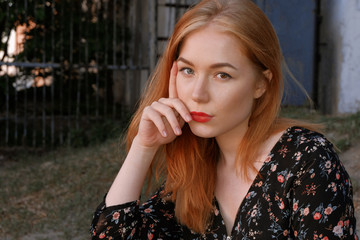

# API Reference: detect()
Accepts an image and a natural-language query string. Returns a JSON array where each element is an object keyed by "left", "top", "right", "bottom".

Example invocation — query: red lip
[{"left": 190, "top": 111, "right": 213, "bottom": 123}]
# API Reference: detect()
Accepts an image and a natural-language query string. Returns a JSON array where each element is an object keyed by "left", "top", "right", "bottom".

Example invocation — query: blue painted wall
[{"left": 254, "top": 0, "right": 317, "bottom": 105}]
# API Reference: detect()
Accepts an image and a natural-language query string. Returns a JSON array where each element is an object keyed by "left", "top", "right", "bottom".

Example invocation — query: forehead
[
  {"left": 181, "top": 24, "right": 242, "bottom": 50},
  {"left": 178, "top": 25, "right": 252, "bottom": 67}
]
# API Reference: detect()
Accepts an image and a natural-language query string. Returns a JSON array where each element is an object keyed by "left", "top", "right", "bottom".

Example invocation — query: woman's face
[{"left": 176, "top": 25, "right": 267, "bottom": 140}]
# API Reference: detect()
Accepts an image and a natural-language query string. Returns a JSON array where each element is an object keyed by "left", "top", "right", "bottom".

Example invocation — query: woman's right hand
[
  {"left": 135, "top": 62, "right": 192, "bottom": 149},
  {"left": 105, "top": 62, "right": 191, "bottom": 207}
]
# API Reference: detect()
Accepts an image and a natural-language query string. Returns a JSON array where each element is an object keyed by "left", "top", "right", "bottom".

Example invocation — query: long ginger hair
[{"left": 126, "top": 0, "right": 314, "bottom": 233}]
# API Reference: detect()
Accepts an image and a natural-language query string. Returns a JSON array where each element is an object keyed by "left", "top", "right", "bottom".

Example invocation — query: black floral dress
[{"left": 90, "top": 127, "right": 358, "bottom": 239}]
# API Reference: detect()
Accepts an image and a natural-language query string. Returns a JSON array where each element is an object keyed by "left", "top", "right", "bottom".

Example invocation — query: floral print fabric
[{"left": 91, "top": 127, "right": 358, "bottom": 239}]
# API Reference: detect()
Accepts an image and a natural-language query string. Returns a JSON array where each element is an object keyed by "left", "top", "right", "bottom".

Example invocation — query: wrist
[{"left": 130, "top": 136, "right": 159, "bottom": 159}]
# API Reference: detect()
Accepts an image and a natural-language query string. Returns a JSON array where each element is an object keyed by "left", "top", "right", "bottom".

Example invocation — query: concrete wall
[
  {"left": 337, "top": 0, "right": 360, "bottom": 113},
  {"left": 319, "top": 0, "right": 360, "bottom": 114}
]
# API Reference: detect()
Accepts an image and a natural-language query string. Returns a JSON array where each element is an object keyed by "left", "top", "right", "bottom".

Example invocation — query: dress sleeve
[
  {"left": 90, "top": 186, "right": 182, "bottom": 239},
  {"left": 289, "top": 140, "right": 358, "bottom": 239}
]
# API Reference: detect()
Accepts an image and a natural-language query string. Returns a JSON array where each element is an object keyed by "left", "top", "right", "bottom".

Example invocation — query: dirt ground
[{"left": 339, "top": 143, "right": 360, "bottom": 231}]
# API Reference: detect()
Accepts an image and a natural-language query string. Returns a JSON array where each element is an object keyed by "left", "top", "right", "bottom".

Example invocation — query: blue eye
[
  {"left": 180, "top": 68, "right": 194, "bottom": 75},
  {"left": 216, "top": 72, "right": 232, "bottom": 80}
]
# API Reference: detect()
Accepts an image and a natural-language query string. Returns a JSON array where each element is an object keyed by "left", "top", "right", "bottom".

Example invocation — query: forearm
[{"left": 105, "top": 136, "right": 158, "bottom": 207}]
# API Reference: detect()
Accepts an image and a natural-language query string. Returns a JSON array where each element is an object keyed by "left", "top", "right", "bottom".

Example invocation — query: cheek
[
  {"left": 176, "top": 78, "right": 189, "bottom": 101},
  {"left": 223, "top": 88, "right": 256, "bottom": 112}
]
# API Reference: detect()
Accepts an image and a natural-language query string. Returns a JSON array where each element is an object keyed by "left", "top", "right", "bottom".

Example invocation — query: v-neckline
[{"left": 213, "top": 127, "right": 291, "bottom": 237}]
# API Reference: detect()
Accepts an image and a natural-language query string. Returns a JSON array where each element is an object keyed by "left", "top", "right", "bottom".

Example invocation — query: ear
[
  {"left": 254, "top": 69, "right": 273, "bottom": 99},
  {"left": 263, "top": 69, "right": 273, "bottom": 82}
]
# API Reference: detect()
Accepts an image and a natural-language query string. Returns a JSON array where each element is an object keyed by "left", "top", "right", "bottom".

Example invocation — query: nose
[{"left": 191, "top": 74, "right": 209, "bottom": 103}]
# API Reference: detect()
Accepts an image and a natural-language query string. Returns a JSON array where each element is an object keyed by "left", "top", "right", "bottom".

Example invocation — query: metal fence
[{"left": 0, "top": 0, "right": 197, "bottom": 149}]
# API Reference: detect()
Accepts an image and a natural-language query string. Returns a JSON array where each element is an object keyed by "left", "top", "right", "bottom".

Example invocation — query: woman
[{"left": 91, "top": 0, "right": 357, "bottom": 239}]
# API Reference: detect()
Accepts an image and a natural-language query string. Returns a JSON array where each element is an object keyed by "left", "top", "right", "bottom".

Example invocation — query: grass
[
  {"left": 0, "top": 139, "right": 125, "bottom": 240},
  {"left": 1, "top": 106, "right": 360, "bottom": 239}
]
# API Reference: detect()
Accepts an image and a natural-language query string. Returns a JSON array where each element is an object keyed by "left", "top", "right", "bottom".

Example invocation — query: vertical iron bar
[
  {"left": 23, "top": 0, "right": 28, "bottom": 62},
  {"left": 5, "top": 2, "right": 10, "bottom": 146},
  {"left": 42, "top": 0, "right": 47, "bottom": 148},
  {"left": 95, "top": 1, "right": 100, "bottom": 119},
  {"left": 32, "top": 1, "right": 37, "bottom": 147},
  {"left": 127, "top": 0, "right": 133, "bottom": 110},
  {"left": 51, "top": 0, "right": 55, "bottom": 147},
  {"left": 175, "top": 0, "right": 180, "bottom": 21},
  {"left": 148, "top": 0, "right": 156, "bottom": 71},
  {"left": 5, "top": 66, "right": 9, "bottom": 146},
  {"left": 121, "top": 0, "right": 126, "bottom": 116},
  {"left": 67, "top": 1, "right": 74, "bottom": 146},
  {"left": 121, "top": 0, "right": 126, "bottom": 67},
  {"left": 76, "top": 1, "right": 81, "bottom": 130},
  {"left": 148, "top": 0, "right": 158, "bottom": 72},
  {"left": 155, "top": 0, "right": 159, "bottom": 62},
  {"left": 104, "top": 0, "right": 109, "bottom": 116},
  {"left": 59, "top": 0, "right": 65, "bottom": 145},
  {"left": 85, "top": 0, "right": 90, "bottom": 118},
  {"left": 130, "top": 0, "right": 135, "bottom": 110},
  {"left": 14, "top": 0, "right": 19, "bottom": 145},
  {"left": 137, "top": 0, "right": 143, "bottom": 98},
  {"left": 131, "top": 0, "right": 140, "bottom": 110},
  {"left": 166, "top": 0, "right": 172, "bottom": 41},
  {"left": 112, "top": 0, "right": 117, "bottom": 119},
  {"left": 23, "top": 0, "right": 29, "bottom": 146}
]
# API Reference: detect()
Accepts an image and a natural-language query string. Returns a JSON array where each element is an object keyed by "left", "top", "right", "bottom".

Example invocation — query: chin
[{"left": 188, "top": 123, "right": 216, "bottom": 138}]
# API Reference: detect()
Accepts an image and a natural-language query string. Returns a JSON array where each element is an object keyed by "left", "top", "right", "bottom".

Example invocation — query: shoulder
[
  {"left": 281, "top": 126, "right": 331, "bottom": 150},
  {"left": 271, "top": 126, "right": 349, "bottom": 184},
  {"left": 275, "top": 126, "right": 352, "bottom": 191},
  {"left": 276, "top": 126, "right": 338, "bottom": 163}
]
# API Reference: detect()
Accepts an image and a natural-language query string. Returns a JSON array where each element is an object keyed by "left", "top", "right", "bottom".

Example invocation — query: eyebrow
[{"left": 177, "top": 57, "right": 238, "bottom": 70}]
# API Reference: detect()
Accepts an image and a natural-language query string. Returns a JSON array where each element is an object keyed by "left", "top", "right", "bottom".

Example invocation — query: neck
[{"left": 215, "top": 126, "right": 248, "bottom": 168}]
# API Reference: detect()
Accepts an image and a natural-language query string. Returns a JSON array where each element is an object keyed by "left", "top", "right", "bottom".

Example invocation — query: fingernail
[
  {"left": 185, "top": 115, "right": 192, "bottom": 122},
  {"left": 162, "top": 130, "right": 167, "bottom": 137},
  {"left": 175, "top": 127, "right": 182, "bottom": 135}
]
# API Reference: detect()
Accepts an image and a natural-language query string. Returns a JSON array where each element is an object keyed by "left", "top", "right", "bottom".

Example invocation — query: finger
[
  {"left": 143, "top": 106, "right": 168, "bottom": 137},
  {"left": 158, "top": 98, "right": 192, "bottom": 122},
  {"left": 169, "top": 61, "right": 178, "bottom": 99},
  {"left": 151, "top": 101, "right": 183, "bottom": 135}
]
